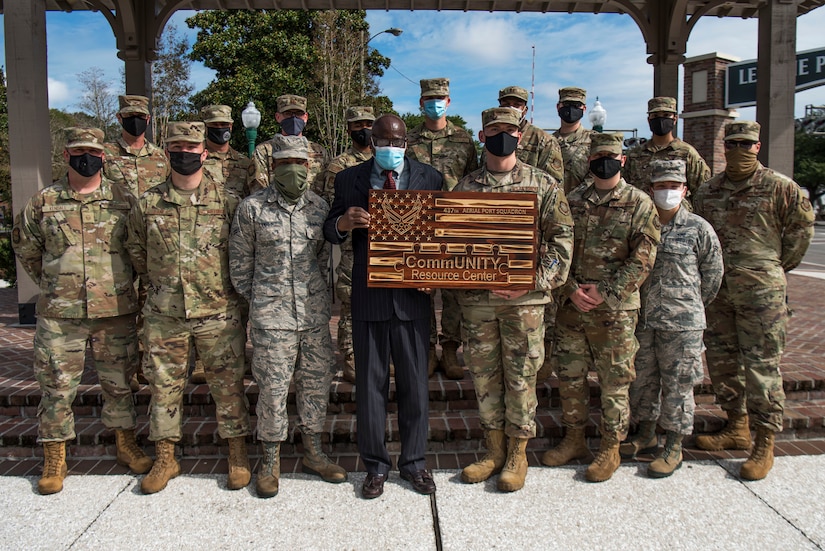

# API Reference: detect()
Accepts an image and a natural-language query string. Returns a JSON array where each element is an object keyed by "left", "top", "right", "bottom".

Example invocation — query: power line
[{"left": 389, "top": 64, "right": 418, "bottom": 86}]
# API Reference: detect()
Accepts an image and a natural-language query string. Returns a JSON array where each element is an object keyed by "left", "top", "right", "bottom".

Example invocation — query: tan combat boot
[
  {"left": 302, "top": 433, "right": 347, "bottom": 483},
  {"left": 461, "top": 429, "right": 506, "bottom": 483},
  {"left": 440, "top": 341, "right": 464, "bottom": 380},
  {"left": 619, "top": 420, "right": 659, "bottom": 459},
  {"left": 38, "top": 441, "right": 68, "bottom": 495},
  {"left": 585, "top": 433, "right": 621, "bottom": 482},
  {"left": 695, "top": 412, "right": 751, "bottom": 451},
  {"left": 497, "top": 437, "right": 529, "bottom": 492},
  {"left": 140, "top": 439, "right": 180, "bottom": 494},
  {"left": 427, "top": 345, "right": 438, "bottom": 378},
  {"left": 256, "top": 442, "right": 281, "bottom": 498},
  {"left": 541, "top": 426, "right": 589, "bottom": 467},
  {"left": 226, "top": 436, "right": 251, "bottom": 490},
  {"left": 648, "top": 431, "right": 683, "bottom": 478},
  {"left": 190, "top": 358, "right": 207, "bottom": 384},
  {"left": 115, "top": 429, "right": 153, "bottom": 474},
  {"left": 342, "top": 352, "right": 356, "bottom": 384},
  {"left": 740, "top": 426, "right": 775, "bottom": 481}
]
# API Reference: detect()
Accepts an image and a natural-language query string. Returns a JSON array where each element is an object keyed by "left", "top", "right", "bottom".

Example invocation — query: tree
[
  {"left": 76, "top": 67, "right": 118, "bottom": 139},
  {"left": 151, "top": 23, "right": 196, "bottom": 145},
  {"left": 0, "top": 67, "right": 14, "bottom": 285},
  {"left": 187, "top": 10, "right": 392, "bottom": 154},
  {"left": 794, "top": 130, "right": 825, "bottom": 215}
]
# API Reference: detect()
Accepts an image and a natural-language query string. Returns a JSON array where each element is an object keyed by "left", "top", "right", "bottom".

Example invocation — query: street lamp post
[
  {"left": 361, "top": 27, "right": 403, "bottom": 98},
  {"left": 589, "top": 97, "right": 607, "bottom": 133},
  {"left": 241, "top": 101, "right": 261, "bottom": 158}
]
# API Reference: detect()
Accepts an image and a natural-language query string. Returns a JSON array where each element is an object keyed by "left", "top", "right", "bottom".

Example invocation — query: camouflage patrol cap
[
  {"left": 498, "top": 86, "right": 529, "bottom": 103},
  {"left": 725, "top": 120, "right": 760, "bottom": 142},
  {"left": 559, "top": 87, "right": 587, "bottom": 103},
  {"left": 647, "top": 97, "right": 678, "bottom": 114},
  {"left": 482, "top": 107, "right": 521, "bottom": 128},
  {"left": 649, "top": 159, "right": 687, "bottom": 184},
  {"left": 590, "top": 132, "right": 624, "bottom": 155},
  {"left": 346, "top": 106, "right": 375, "bottom": 122},
  {"left": 200, "top": 105, "right": 233, "bottom": 124},
  {"left": 118, "top": 95, "right": 150, "bottom": 116},
  {"left": 270, "top": 135, "right": 309, "bottom": 160},
  {"left": 165, "top": 121, "right": 206, "bottom": 144},
  {"left": 277, "top": 94, "right": 307, "bottom": 113},
  {"left": 420, "top": 78, "right": 450, "bottom": 98},
  {"left": 64, "top": 127, "right": 106, "bottom": 151}
]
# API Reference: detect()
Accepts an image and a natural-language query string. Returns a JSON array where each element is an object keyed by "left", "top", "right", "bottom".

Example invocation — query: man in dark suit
[{"left": 323, "top": 114, "right": 442, "bottom": 499}]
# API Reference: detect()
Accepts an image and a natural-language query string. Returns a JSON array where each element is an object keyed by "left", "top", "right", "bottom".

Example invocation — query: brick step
[{"left": 3, "top": 399, "right": 824, "bottom": 460}]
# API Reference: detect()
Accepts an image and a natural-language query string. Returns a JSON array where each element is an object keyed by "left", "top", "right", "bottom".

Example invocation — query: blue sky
[{"left": 0, "top": 7, "right": 823, "bottom": 139}]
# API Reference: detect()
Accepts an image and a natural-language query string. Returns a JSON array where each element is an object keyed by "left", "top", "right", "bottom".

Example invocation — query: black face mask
[
  {"left": 558, "top": 106, "right": 584, "bottom": 124},
  {"left": 68, "top": 153, "right": 103, "bottom": 178},
  {"left": 484, "top": 132, "right": 519, "bottom": 157},
  {"left": 649, "top": 117, "right": 675, "bottom": 137},
  {"left": 280, "top": 116, "right": 306, "bottom": 136},
  {"left": 169, "top": 151, "right": 203, "bottom": 176},
  {"left": 121, "top": 116, "right": 148, "bottom": 137},
  {"left": 207, "top": 126, "right": 232, "bottom": 145},
  {"left": 589, "top": 156, "right": 622, "bottom": 179},
  {"left": 351, "top": 128, "right": 372, "bottom": 148}
]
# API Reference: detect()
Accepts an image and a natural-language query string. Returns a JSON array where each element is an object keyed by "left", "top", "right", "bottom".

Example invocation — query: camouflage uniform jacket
[
  {"left": 203, "top": 146, "right": 256, "bottom": 199},
  {"left": 319, "top": 146, "right": 372, "bottom": 205},
  {"left": 406, "top": 120, "right": 479, "bottom": 191},
  {"left": 229, "top": 187, "right": 331, "bottom": 331},
  {"left": 126, "top": 177, "right": 241, "bottom": 319},
  {"left": 453, "top": 160, "right": 573, "bottom": 307},
  {"left": 693, "top": 163, "right": 815, "bottom": 287},
  {"left": 252, "top": 137, "right": 329, "bottom": 196},
  {"left": 103, "top": 137, "right": 170, "bottom": 197},
  {"left": 560, "top": 178, "right": 661, "bottom": 311},
  {"left": 639, "top": 206, "right": 723, "bottom": 331},
  {"left": 13, "top": 175, "right": 138, "bottom": 319},
  {"left": 623, "top": 137, "right": 711, "bottom": 201},
  {"left": 552, "top": 125, "right": 593, "bottom": 194}
]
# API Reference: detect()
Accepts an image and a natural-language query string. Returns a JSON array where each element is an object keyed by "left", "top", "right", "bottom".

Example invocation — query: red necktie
[{"left": 383, "top": 170, "right": 397, "bottom": 190}]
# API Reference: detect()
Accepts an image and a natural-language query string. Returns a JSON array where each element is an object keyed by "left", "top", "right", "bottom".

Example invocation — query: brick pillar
[{"left": 681, "top": 53, "right": 740, "bottom": 176}]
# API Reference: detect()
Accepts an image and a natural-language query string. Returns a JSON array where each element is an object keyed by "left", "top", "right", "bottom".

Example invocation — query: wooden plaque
[{"left": 367, "top": 190, "right": 538, "bottom": 290}]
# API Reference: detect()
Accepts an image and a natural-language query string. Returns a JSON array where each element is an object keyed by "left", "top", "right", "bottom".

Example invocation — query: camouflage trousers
[
  {"left": 431, "top": 289, "right": 461, "bottom": 346},
  {"left": 630, "top": 328, "right": 704, "bottom": 435},
  {"left": 553, "top": 305, "right": 639, "bottom": 439},
  {"left": 33, "top": 314, "right": 138, "bottom": 442},
  {"left": 143, "top": 310, "right": 250, "bottom": 442},
  {"left": 250, "top": 325, "right": 335, "bottom": 443},
  {"left": 462, "top": 304, "right": 544, "bottom": 438},
  {"left": 335, "top": 246, "right": 354, "bottom": 358},
  {"left": 704, "top": 282, "right": 787, "bottom": 431}
]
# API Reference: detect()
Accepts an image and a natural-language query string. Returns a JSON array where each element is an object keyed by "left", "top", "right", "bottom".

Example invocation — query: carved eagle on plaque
[{"left": 381, "top": 194, "right": 423, "bottom": 236}]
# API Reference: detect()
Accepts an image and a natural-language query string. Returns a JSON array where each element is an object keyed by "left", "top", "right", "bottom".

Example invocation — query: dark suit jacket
[{"left": 324, "top": 158, "right": 443, "bottom": 323}]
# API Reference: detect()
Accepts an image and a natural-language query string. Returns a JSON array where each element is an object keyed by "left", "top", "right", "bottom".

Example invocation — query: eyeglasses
[
  {"left": 371, "top": 137, "right": 406, "bottom": 148},
  {"left": 724, "top": 141, "right": 756, "bottom": 150}
]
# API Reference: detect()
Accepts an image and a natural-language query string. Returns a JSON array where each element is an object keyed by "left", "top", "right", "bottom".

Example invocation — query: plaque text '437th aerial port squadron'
[{"left": 367, "top": 190, "right": 539, "bottom": 290}]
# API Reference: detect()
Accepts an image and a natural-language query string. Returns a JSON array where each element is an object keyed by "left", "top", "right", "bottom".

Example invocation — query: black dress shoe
[
  {"left": 401, "top": 469, "right": 436, "bottom": 495},
  {"left": 362, "top": 473, "right": 386, "bottom": 499}
]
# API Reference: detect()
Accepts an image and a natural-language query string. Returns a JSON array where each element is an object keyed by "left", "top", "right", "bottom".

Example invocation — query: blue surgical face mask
[
  {"left": 423, "top": 99, "right": 447, "bottom": 120},
  {"left": 374, "top": 146, "right": 405, "bottom": 171}
]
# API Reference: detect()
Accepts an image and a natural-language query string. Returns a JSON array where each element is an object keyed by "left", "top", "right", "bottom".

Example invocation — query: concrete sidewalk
[{"left": 1, "top": 454, "right": 823, "bottom": 550}]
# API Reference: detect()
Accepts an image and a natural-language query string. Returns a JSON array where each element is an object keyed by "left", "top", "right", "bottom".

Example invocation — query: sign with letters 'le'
[
  {"left": 726, "top": 47, "right": 825, "bottom": 108},
  {"left": 367, "top": 190, "right": 538, "bottom": 290}
]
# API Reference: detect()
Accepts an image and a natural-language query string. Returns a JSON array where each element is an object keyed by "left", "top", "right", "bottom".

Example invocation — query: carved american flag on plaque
[{"left": 367, "top": 190, "right": 539, "bottom": 290}]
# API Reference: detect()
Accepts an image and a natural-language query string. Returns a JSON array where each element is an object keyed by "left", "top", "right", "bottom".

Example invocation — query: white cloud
[{"left": 47, "top": 78, "right": 71, "bottom": 107}]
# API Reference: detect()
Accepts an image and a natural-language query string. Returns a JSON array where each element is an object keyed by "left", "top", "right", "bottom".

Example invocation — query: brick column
[{"left": 681, "top": 53, "right": 740, "bottom": 176}]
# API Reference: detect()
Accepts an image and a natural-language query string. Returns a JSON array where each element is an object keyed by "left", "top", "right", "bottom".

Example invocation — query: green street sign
[{"left": 726, "top": 47, "right": 825, "bottom": 108}]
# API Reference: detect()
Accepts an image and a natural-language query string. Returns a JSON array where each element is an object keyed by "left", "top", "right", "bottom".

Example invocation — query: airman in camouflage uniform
[
  {"left": 621, "top": 160, "right": 723, "bottom": 479},
  {"left": 103, "top": 95, "right": 170, "bottom": 197},
  {"left": 126, "top": 122, "right": 251, "bottom": 494},
  {"left": 252, "top": 94, "right": 329, "bottom": 196},
  {"left": 623, "top": 97, "right": 711, "bottom": 203},
  {"left": 406, "top": 78, "right": 479, "bottom": 379},
  {"left": 230, "top": 135, "right": 346, "bottom": 498},
  {"left": 13, "top": 127, "right": 152, "bottom": 495},
  {"left": 693, "top": 121, "right": 815, "bottom": 481},
  {"left": 201, "top": 104, "right": 257, "bottom": 198},
  {"left": 456, "top": 108, "right": 573, "bottom": 493},
  {"left": 541, "top": 132, "right": 660, "bottom": 483},
  {"left": 322, "top": 106, "right": 375, "bottom": 383}
]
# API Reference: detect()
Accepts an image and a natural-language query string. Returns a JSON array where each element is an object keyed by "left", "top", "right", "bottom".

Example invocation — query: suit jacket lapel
[{"left": 407, "top": 160, "right": 424, "bottom": 191}]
